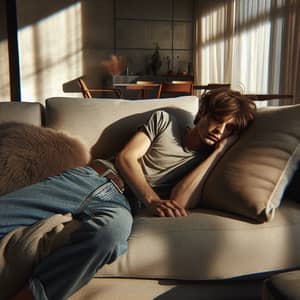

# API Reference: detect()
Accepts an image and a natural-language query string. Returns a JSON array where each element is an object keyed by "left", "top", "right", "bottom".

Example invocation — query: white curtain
[{"left": 194, "top": 0, "right": 300, "bottom": 105}]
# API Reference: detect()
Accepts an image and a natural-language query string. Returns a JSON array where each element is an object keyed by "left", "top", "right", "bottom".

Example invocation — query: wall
[
  {"left": 81, "top": 0, "right": 115, "bottom": 88},
  {"left": 0, "top": 0, "right": 10, "bottom": 101},
  {"left": 115, "top": 0, "right": 194, "bottom": 76},
  {"left": 16, "top": 0, "right": 83, "bottom": 103},
  {"left": 0, "top": 0, "right": 194, "bottom": 103}
]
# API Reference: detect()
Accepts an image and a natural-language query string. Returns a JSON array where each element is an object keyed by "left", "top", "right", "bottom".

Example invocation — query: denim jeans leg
[
  {"left": 0, "top": 165, "right": 132, "bottom": 300},
  {"left": 30, "top": 204, "right": 133, "bottom": 300}
]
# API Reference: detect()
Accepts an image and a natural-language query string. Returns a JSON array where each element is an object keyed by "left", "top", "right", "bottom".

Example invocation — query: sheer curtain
[{"left": 194, "top": 0, "right": 300, "bottom": 105}]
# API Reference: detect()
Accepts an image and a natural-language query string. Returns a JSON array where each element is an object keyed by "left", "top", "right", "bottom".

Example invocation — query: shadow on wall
[
  {"left": 0, "top": 2, "right": 7, "bottom": 42},
  {"left": 0, "top": 0, "right": 80, "bottom": 43},
  {"left": 16, "top": 0, "right": 80, "bottom": 31}
]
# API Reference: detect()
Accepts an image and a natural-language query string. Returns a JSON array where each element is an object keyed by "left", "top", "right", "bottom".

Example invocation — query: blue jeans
[{"left": 0, "top": 166, "right": 133, "bottom": 300}]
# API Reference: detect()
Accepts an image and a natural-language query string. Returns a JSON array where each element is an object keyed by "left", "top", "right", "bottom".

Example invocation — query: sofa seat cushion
[
  {"left": 263, "top": 270, "right": 300, "bottom": 300},
  {"left": 70, "top": 278, "right": 262, "bottom": 300},
  {"left": 96, "top": 199, "right": 300, "bottom": 280}
]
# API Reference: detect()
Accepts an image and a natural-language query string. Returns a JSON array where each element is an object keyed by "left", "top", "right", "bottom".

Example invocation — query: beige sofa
[{"left": 0, "top": 96, "right": 300, "bottom": 300}]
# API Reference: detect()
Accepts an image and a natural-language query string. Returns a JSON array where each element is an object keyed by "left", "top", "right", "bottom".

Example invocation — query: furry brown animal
[{"left": 0, "top": 122, "right": 91, "bottom": 196}]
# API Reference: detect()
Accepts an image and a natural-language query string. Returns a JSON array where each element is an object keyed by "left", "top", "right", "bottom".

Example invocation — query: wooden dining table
[
  {"left": 193, "top": 83, "right": 231, "bottom": 92},
  {"left": 113, "top": 83, "right": 161, "bottom": 99}
]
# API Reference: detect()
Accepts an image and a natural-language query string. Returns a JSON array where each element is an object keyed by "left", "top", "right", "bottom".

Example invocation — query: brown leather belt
[{"left": 89, "top": 161, "right": 125, "bottom": 194}]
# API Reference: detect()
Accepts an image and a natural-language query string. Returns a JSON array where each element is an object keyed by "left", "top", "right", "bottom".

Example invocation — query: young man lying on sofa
[{"left": 0, "top": 89, "right": 256, "bottom": 300}]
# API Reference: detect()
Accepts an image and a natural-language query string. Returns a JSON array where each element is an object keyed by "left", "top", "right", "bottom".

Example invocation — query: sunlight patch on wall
[
  {"left": 200, "top": 42, "right": 225, "bottom": 84},
  {"left": 231, "top": 21, "right": 271, "bottom": 94},
  {"left": 200, "top": 5, "right": 227, "bottom": 84},
  {"left": 0, "top": 39, "right": 10, "bottom": 100},
  {"left": 201, "top": 6, "right": 226, "bottom": 44},
  {"left": 18, "top": 2, "right": 82, "bottom": 103},
  {"left": 199, "top": 0, "right": 286, "bottom": 107}
]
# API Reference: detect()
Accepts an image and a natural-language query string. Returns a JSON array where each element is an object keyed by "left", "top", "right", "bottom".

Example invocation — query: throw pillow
[
  {"left": 201, "top": 104, "right": 300, "bottom": 222},
  {"left": 0, "top": 122, "right": 90, "bottom": 196}
]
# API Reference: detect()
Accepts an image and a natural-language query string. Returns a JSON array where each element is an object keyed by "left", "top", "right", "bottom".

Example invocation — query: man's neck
[
  {"left": 183, "top": 127, "right": 203, "bottom": 152},
  {"left": 184, "top": 127, "right": 215, "bottom": 153}
]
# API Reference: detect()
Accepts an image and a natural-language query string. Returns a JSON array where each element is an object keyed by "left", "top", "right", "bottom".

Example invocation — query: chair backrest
[
  {"left": 77, "top": 78, "right": 121, "bottom": 99},
  {"left": 158, "top": 82, "right": 193, "bottom": 98},
  {"left": 77, "top": 78, "right": 92, "bottom": 98}
]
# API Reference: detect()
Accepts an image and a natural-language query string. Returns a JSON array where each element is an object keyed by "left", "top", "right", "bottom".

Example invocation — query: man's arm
[
  {"left": 115, "top": 131, "right": 188, "bottom": 217},
  {"left": 170, "top": 147, "right": 222, "bottom": 209},
  {"left": 170, "top": 136, "right": 237, "bottom": 209}
]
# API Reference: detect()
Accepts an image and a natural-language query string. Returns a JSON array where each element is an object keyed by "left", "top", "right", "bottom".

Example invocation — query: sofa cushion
[
  {"left": 201, "top": 104, "right": 300, "bottom": 222},
  {"left": 2, "top": 201, "right": 300, "bottom": 287},
  {"left": 45, "top": 96, "right": 199, "bottom": 160},
  {"left": 0, "top": 101, "right": 44, "bottom": 126},
  {"left": 97, "top": 199, "right": 300, "bottom": 280},
  {"left": 0, "top": 122, "right": 90, "bottom": 195},
  {"left": 263, "top": 270, "right": 300, "bottom": 300},
  {"left": 70, "top": 278, "right": 262, "bottom": 300}
]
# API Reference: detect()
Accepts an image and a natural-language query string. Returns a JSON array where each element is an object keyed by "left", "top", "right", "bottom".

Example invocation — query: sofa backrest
[
  {"left": 45, "top": 96, "right": 199, "bottom": 159},
  {"left": 0, "top": 102, "right": 44, "bottom": 126}
]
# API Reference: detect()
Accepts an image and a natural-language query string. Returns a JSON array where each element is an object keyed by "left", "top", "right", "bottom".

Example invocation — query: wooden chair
[
  {"left": 77, "top": 78, "right": 121, "bottom": 99},
  {"left": 158, "top": 82, "right": 193, "bottom": 98}
]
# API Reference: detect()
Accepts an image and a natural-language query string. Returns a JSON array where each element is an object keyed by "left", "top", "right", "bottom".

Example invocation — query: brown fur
[{"left": 0, "top": 122, "right": 91, "bottom": 196}]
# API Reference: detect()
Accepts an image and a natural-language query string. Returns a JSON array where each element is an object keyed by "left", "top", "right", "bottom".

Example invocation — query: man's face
[{"left": 195, "top": 113, "right": 236, "bottom": 146}]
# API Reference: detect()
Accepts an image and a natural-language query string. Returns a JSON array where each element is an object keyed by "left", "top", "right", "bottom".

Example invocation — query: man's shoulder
[
  {"left": 150, "top": 109, "right": 172, "bottom": 119},
  {"left": 141, "top": 110, "right": 177, "bottom": 141},
  {"left": 148, "top": 110, "right": 176, "bottom": 126}
]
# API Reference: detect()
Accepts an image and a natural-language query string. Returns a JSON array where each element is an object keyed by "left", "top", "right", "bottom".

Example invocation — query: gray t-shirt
[{"left": 139, "top": 110, "right": 210, "bottom": 198}]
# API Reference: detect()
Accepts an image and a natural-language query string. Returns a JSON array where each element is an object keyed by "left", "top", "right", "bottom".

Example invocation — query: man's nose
[{"left": 215, "top": 123, "right": 226, "bottom": 135}]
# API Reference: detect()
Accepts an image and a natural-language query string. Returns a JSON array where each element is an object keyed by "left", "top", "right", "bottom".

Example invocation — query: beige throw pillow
[
  {"left": 0, "top": 122, "right": 90, "bottom": 196},
  {"left": 201, "top": 104, "right": 300, "bottom": 222}
]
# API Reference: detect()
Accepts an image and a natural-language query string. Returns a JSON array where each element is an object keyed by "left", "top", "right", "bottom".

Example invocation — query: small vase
[{"left": 150, "top": 44, "right": 162, "bottom": 75}]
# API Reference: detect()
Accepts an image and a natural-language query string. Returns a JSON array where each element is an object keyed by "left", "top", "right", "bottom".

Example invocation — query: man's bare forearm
[{"left": 170, "top": 149, "right": 222, "bottom": 209}]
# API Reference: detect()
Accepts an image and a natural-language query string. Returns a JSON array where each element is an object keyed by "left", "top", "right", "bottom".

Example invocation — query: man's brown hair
[{"left": 194, "top": 88, "right": 256, "bottom": 132}]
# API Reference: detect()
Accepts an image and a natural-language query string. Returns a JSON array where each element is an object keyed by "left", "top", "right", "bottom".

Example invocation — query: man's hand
[
  {"left": 147, "top": 200, "right": 189, "bottom": 217},
  {"left": 215, "top": 134, "right": 239, "bottom": 152}
]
